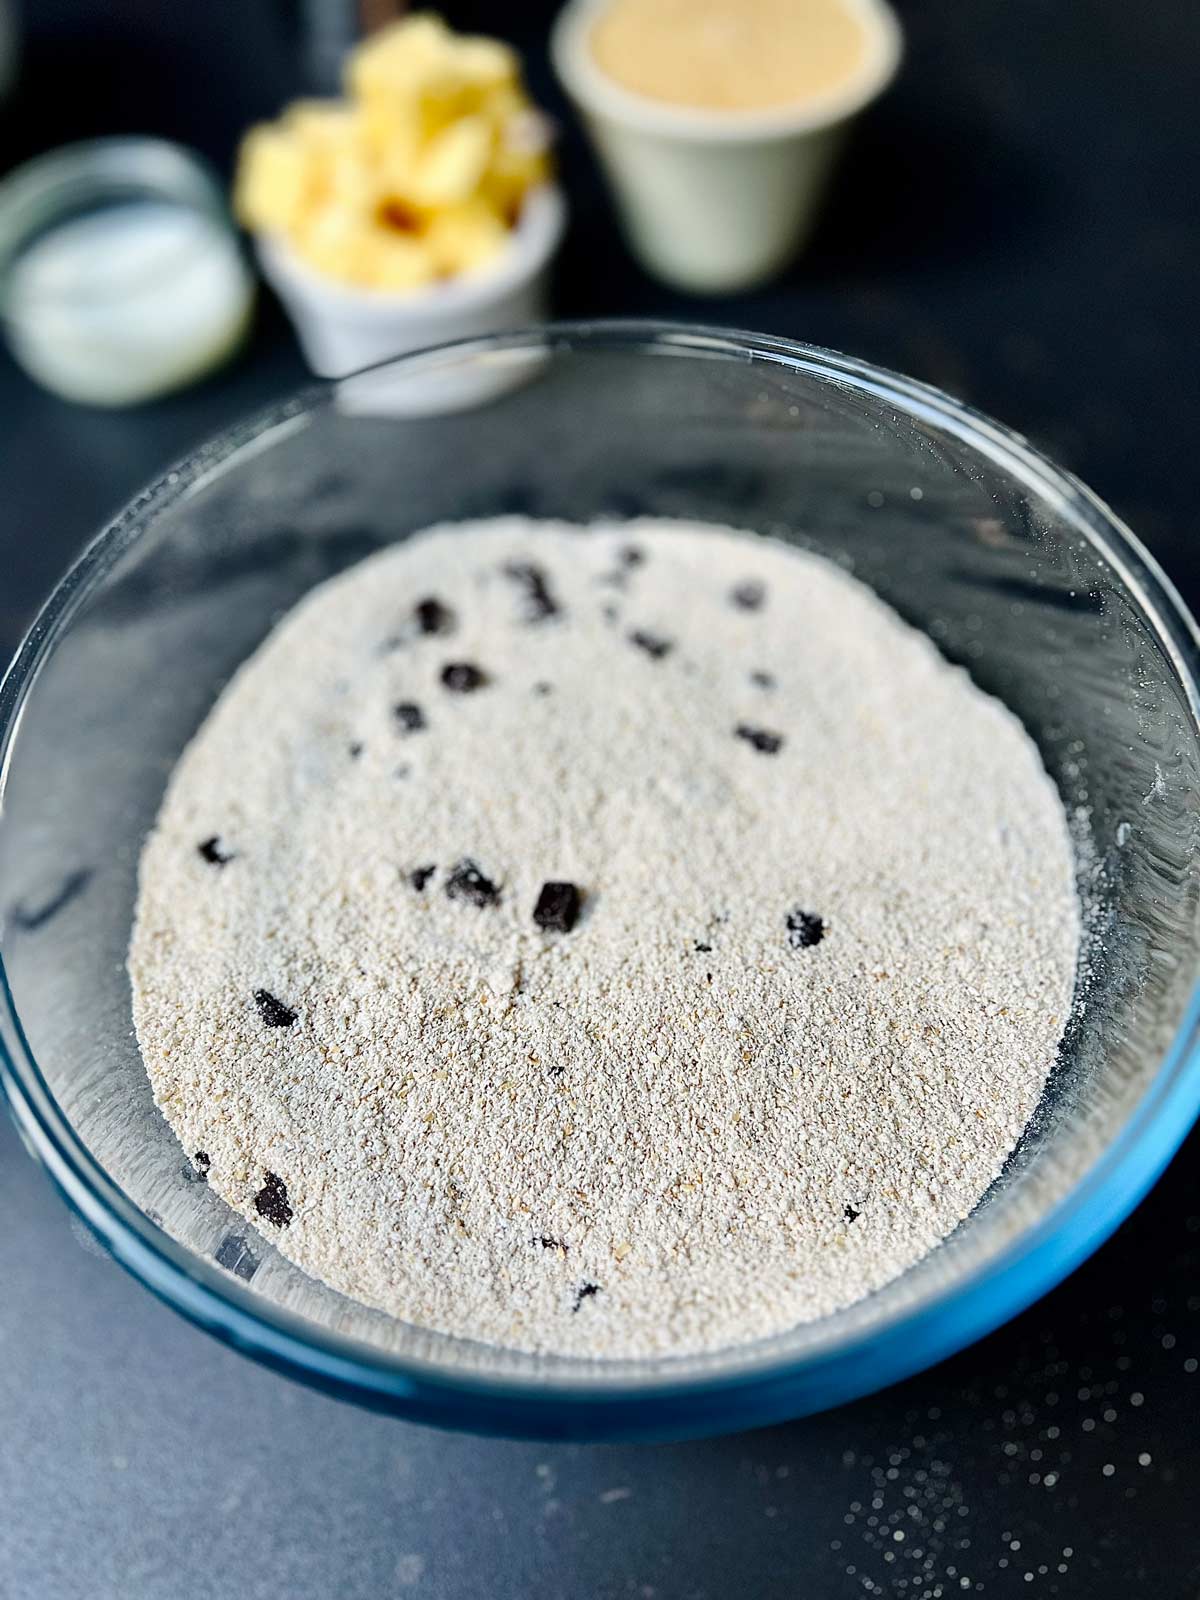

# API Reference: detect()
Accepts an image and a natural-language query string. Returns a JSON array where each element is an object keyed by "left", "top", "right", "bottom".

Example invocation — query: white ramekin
[
  {"left": 551, "top": 0, "right": 901, "bottom": 293},
  {"left": 256, "top": 183, "right": 566, "bottom": 378}
]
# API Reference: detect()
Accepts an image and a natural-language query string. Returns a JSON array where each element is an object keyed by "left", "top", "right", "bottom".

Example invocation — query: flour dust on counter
[{"left": 129, "top": 517, "right": 1080, "bottom": 1359}]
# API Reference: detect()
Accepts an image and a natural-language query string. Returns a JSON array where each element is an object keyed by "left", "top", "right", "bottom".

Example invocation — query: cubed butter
[
  {"left": 234, "top": 11, "right": 551, "bottom": 292},
  {"left": 425, "top": 198, "right": 511, "bottom": 275},
  {"left": 234, "top": 126, "right": 311, "bottom": 232},
  {"left": 410, "top": 115, "right": 494, "bottom": 207}
]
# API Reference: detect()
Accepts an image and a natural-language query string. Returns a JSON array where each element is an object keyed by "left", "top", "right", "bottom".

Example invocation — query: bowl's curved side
[{"left": 3, "top": 975, "right": 1199, "bottom": 1440}]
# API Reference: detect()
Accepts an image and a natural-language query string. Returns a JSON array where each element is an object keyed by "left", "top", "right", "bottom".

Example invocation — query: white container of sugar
[
  {"left": 0, "top": 139, "right": 253, "bottom": 407},
  {"left": 552, "top": 0, "right": 902, "bottom": 294}
]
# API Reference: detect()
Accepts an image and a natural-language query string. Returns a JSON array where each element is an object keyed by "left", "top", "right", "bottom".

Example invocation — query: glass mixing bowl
[{"left": 2, "top": 324, "right": 1199, "bottom": 1441}]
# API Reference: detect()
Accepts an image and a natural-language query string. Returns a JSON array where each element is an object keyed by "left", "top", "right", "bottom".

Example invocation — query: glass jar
[{"left": 0, "top": 137, "right": 254, "bottom": 406}]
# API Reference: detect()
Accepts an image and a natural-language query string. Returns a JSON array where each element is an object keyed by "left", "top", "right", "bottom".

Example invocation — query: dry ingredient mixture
[{"left": 129, "top": 519, "right": 1080, "bottom": 1359}]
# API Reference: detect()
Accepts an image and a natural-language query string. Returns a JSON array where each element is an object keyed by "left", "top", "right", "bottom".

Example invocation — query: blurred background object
[
  {"left": 0, "top": 0, "right": 17, "bottom": 103},
  {"left": 0, "top": 0, "right": 916, "bottom": 398},
  {"left": 1, "top": 3, "right": 1199, "bottom": 1597},
  {"left": 0, "top": 9, "right": 562, "bottom": 389},
  {"left": 553, "top": 0, "right": 901, "bottom": 291},
  {"left": 0, "top": 139, "right": 253, "bottom": 404},
  {"left": 256, "top": 178, "right": 563, "bottom": 373},
  {"left": 236, "top": 13, "right": 562, "bottom": 373}
]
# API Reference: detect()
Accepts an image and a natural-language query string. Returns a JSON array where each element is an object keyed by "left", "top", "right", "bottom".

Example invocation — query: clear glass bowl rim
[{"left": 2, "top": 321, "right": 1199, "bottom": 1440}]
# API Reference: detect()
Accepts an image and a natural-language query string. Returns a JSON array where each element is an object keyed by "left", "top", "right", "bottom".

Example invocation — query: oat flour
[{"left": 129, "top": 519, "right": 1080, "bottom": 1358}]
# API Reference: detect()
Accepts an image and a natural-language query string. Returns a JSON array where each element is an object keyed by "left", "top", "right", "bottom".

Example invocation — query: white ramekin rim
[
  {"left": 551, "top": 0, "right": 903, "bottom": 144},
  {"left": 255, "top": 183, "right": 566, "bottom": 322}
]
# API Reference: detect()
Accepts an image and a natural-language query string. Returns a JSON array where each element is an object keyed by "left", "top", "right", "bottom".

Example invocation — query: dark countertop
[{"left": 1, "top": 2, "right": 1198, "bottom": 1596}]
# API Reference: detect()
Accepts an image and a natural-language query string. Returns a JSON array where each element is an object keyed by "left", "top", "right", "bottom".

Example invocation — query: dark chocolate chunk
[
  {"left": 735, "top": 723, "right": 783, "bottom": 755},
  {"left": 503, "top": 561, "right": 561, "bottom": 622},
  {"left": 532, "top": 681, "right": 554, "bottom": 696},
  {"left": 535, "top": 1235, "right": 568, "bottom": 1252},
  {"left": 394, "top": 701, "right": 426, "bottom": 734},
  {"left": 599, "top": 545, "right": 646, "bottom": 588},
  {"left": 629, "top": 629, "right": 673, "bottom": 660},
  {"left": 198, "top": 836, "right": 234, "bottom": 866},
  {"left": 415, "top": 596, "right": 454, "bottom": 635},
  {"left": 348, "top": 741, "right": 365, "bottom": 759},
  {"left": 445, "top": 858, "right": 501, "bottom": 907},
  {"left": 572, "top": 1282, "right": 601, "bottom": 1313},
  {"left": 533, "top": 880, "right": 582, "bottom": 933},
  {"left": 440, "top": 661, "right": 489, "bottom": 693},
  {"left": 731, "top": 580, "right": 766, "bottom": 611},
  {"left": 215, "top": 1232, "right": 259, "bottom": 1281},
  {"left": 410, "top": 864, "right": 437, "bottom": 891},
  {"left": 693, "top": 941, "right": 713, "bottom": 953},
  {"left": 254, "top": 1171, "right": 293, "bottom": 1227},
  {"left": 382, "top": 596, "right": 456, "bottom": 652},
  {"left": 194, "top": 1151, "right": 212, "bottom": 1178},
  {"left": 254, "top": 989, "right": 297, "bottom": 1027},
  {"left": 10, "top": 868, "right": 92, "bottom": 932},
  {"left": 844, "top": 1203, "right": 861, "bottom": 1224},
  {"left": 750, "top": 670, "right": 776, "bottom": 689},
  {"left": 786, "top": 909, "right": 825, "bottom": 949}
]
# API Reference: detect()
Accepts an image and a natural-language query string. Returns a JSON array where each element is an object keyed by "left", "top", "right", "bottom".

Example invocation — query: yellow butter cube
[
  {"left": 234, "top": 125, "right": 310, "bottom": 233},
  {"left": 424, "top": 198, "right": 510, "bottom": 276},
  {"left": 359, "top": 97, "right": 422, "bottom": 174},
  {"left": 291, "top": 201, "right": 365, "bottom": 278},
  {"left": 284, "top": 99, "right": 360, "bottom": 150},
  {"left": 455, "top": 35, "right": 519, "bottom": 89},
  {"left": 366, "top": 229, "right": 440, "bottom": 290},
  {"left": 410, "top": 115, "right": 493, "bottom": 207},
  {"left": 234, "top": 11, "right": 552, "bottom": 294},
  {"left": 351, "top": 16, "right": 517, "bottom": 143},
  {"left": 326, "top": 146, "right": 379, "bottom": 211},
  {"left": 483, "top": 141, "right": 551, "bottom": 221},
  {"left": 478, "top": 81, "right": 528, "bottom": 131},
  {"left": 293, "top": 203, "right": 437, "bottom": 291},
  {"left": 347, "top": 14, "right": 454, "bottom": 104},
  {"left": 256, "top": 102, "right": 365, "bottom": 216}
]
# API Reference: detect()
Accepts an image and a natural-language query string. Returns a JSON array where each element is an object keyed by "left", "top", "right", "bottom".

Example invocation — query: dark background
[{"left": 1, "top": 2, "right": 1198, "bottom": 1596}]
